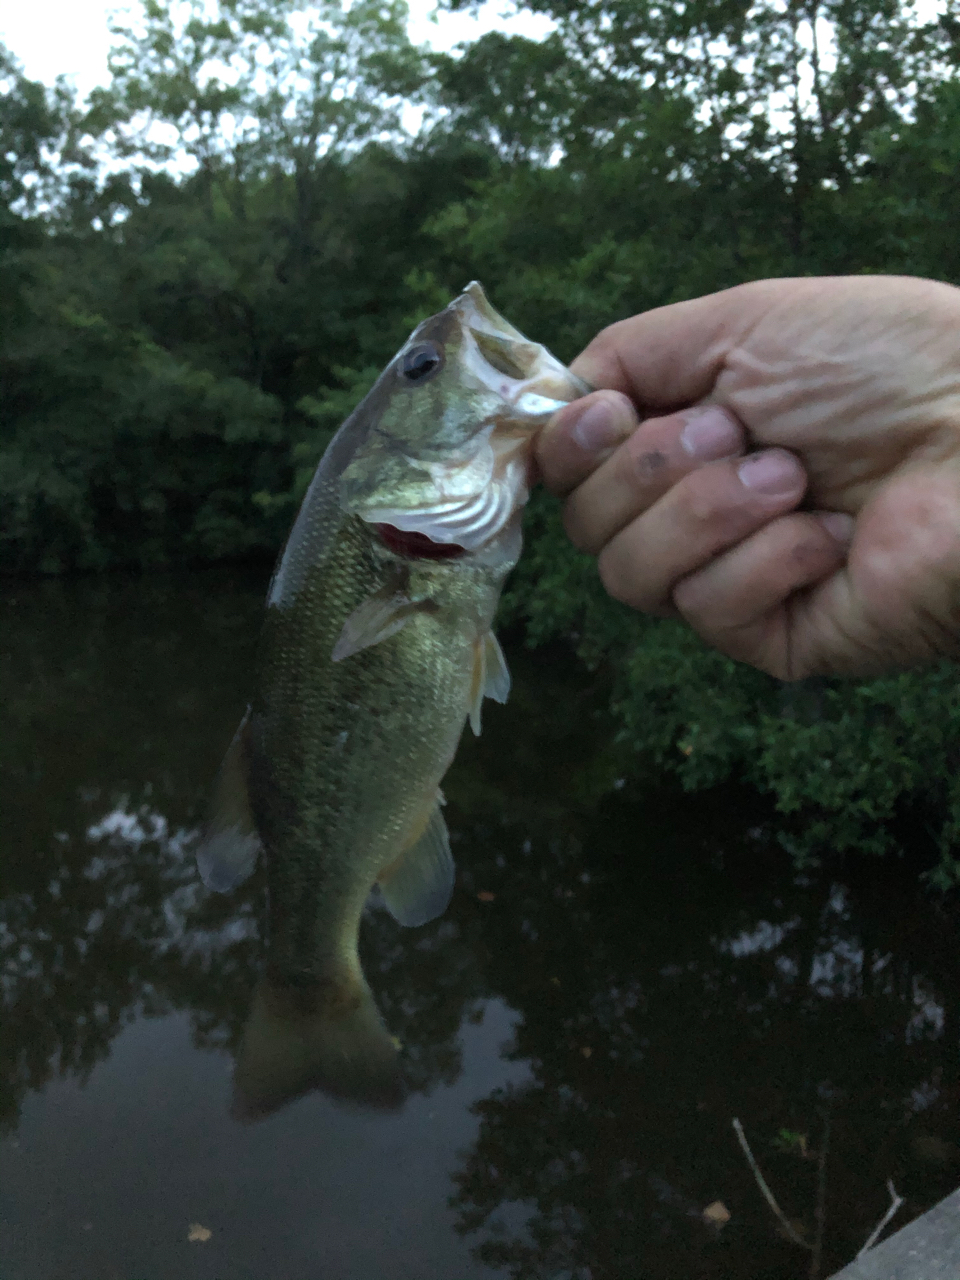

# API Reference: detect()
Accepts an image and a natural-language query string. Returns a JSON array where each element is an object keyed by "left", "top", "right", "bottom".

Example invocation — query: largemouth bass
[{"left": 197, "top": 283, "right": 587, "bottom": 1116}]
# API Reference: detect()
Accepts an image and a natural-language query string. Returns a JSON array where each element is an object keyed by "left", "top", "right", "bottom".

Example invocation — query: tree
[
  {"left": 5, "top": 0, "right": 960, "bottom": 872},
  {"left": 1, "top": 2, "right": 490, "bottom": 571}
]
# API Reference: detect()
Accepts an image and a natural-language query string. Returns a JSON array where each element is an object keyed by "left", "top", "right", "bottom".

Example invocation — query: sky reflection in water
[{"left": 1, "top": 570, "right": 959, "bottom": 1279}]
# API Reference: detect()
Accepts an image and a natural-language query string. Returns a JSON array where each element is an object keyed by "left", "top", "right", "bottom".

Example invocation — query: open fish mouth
[{"left": 373, "top": 524, "right": 467, "bottom": 560}]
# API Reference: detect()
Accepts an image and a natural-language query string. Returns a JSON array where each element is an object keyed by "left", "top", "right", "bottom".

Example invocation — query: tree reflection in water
[
  {"left": 445, "top": 762, "right": 960, "bottom": 1277},
  {"left": 1, "top": 572, "right": 264, "bottom": 1130},
  {"left": 2, "top": 571, "right": 959, "bottom": 1278}
]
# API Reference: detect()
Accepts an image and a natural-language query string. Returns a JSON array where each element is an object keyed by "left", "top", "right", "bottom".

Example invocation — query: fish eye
[{"left": 400, "top": 342, "right": 443, "bottom": 384}]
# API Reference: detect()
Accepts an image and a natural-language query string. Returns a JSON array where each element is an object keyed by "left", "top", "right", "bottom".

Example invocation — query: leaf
[
  {"left": 187, "top": 1223, "right": 212, "bottom": 1243},
  {"left": 702, "top": 1201, "right": 731, "bottom": 1227},
  {"left": 773, "top": 1129, "right": 809, "bottom": 1157},
  {"left": 477, "top": 890, "right": 496, "bottom": 902}
]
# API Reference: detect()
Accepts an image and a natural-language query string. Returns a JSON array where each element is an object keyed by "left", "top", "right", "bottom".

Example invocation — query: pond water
[{"left": 2, "top": 569, "right": 959, "bottom": 1280}]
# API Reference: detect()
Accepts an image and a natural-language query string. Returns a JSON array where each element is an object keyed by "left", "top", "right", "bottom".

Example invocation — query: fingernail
[
  {"left": 571, "top": 400, "right": 623, "bottom": 454},
  {"left": 818, "top": 511, "right": 855, "bottom": 546},
  {"left": 737, "top": 449, "right": 803, "bottom": 495},
  {"left": 680, "top": 406, "right": 741, "bottom": 459}
]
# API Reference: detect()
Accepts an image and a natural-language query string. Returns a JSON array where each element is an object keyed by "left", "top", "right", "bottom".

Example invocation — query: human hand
[{"left": 537, "top": 276, "right": 960, "bottom": 680}]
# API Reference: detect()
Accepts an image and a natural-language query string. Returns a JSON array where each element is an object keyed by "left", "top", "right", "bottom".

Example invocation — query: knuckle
[
  {"left": 589, "top": 322, "right": 627, "bottom": 359},
  {"left": 597, "top": 546, "right": 634, "bottom": 606},
  {"left": 562, "top": 498, "right": 597, "bottom": 553},
  {"left": 743, "top": 648, "right": 794, "bottom": 681},
  {"left": 674, "top": 473, "right": 738, "bottom": 535},
  {"left": 783, "top": 516, "right": 845, "bottom": 578},
  {"left": 598, "top": 543, "right": 658, "bottom": 611},
  {"left": 628, "top": 442, "right": 670, "bottom": 485},
  {"left": 670, "top": 574, "right": 705, "bottom": 619},
  {"left": 789, "top": 536, "right": 831, "bottom": 573}
]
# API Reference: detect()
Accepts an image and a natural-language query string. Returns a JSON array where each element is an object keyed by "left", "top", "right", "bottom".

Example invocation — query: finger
[
  {"left": 671, "top": 511, "right": 855, "bottom": 677},
  {"left": 783, "top": 467, "right": 960, "bottom": 677},
  {"left": 563, "top": 405, "right": 745, "bottom": 555},
  {"left": 597, "top": 448, "right": 807, "bottom": 614},
  {"left": 536, "top": 391, "right": 639, "bottom": 496},
  {"left": 569, "top": 278, "right": 802, "bottom": 412}
]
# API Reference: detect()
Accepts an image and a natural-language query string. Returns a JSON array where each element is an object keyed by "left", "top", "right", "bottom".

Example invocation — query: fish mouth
[
  {"left": 458, "top": 281, "right": 590, "bottom": 409},
  {"left": 373, "top": 523, "right": 466, "bottom": 560}
]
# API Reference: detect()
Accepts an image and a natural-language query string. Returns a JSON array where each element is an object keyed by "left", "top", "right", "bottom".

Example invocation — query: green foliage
[
  {"left": 504, "top": 503, "right": 960, "bottom": 882},
  {"left": 1, "top": 5, "right": 491, "bottom": 570},
  {"left": 2, "top": 259, "right": 288, "bottom": 572},
  {"left": 276, "top": 363, "right": 381, "bottom": 510},
  {"left": 772, "top": 1129, "right": 810, "bottom": 1157},
  {"left": 3, "top": 0, "right": 960, "bottom": 876}
]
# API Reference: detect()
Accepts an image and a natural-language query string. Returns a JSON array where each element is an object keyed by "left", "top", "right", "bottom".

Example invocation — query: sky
[{"left": 0, "top": 0, "right": 552, "bottom": 100}]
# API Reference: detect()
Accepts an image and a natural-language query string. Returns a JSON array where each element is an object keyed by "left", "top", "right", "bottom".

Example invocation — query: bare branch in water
[
  {"left": 857, "top": 1180, "right": 904, "bottom": 1257},
  {"left": 732, "top": 1117, "right": 811, "bottom": 1251}
]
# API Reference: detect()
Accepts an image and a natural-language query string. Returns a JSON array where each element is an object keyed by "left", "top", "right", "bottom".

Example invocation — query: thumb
[{"left": 570, "top": 279, "right": 800, "bottom": 414}]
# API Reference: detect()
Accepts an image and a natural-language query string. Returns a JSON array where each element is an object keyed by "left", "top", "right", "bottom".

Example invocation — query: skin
[{"left": 536, "top": 275, "right": 960, "bottom": 681}]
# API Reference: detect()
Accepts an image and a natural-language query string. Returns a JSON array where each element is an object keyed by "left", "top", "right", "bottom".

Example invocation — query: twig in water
[
  {"left": 857, "top": 1180, "right": 904, "bottom": 1256},
  {"left": 732, "top": 1117, "right": 811, "bottom": 1251}
]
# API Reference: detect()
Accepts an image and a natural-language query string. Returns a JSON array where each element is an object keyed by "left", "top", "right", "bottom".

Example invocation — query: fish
[{"left": 196, "top": 282, "right": 588, "bottom": 1118}]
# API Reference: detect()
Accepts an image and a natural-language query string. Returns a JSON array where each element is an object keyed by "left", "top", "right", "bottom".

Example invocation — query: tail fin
[{"left": 231, "top": 973, "right": 405, "bottom": 1121}]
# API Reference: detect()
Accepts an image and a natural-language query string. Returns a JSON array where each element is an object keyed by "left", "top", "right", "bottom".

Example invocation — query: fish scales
[
  {"left": 252, "top": 516, "right": 502, "bottom": 983},
  {"left": 196, "top": 281, "right": 588, "bottom": 1115}
]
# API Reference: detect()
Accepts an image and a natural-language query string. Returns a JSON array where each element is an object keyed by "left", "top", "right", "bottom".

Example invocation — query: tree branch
[
  {"left": 858, "top": 1180, "right": 904, "bottom": 1257},
  {"left": 732, "top": 1117, "right": 811, "bottom": 1250}
]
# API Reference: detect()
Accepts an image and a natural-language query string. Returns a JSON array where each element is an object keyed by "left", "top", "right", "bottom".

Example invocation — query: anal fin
[
  {"left": 378, "top": 798, "right": 454, "bottom": 927},
  {"left": 196, "top": 709, "right": 262, "bottom": 892}
]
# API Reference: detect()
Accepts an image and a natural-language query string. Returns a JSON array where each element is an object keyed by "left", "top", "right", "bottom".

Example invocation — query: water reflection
[
  {"left": 2, "top": 571, "right": 959, "bottom": 1278},
  {"left": 447, "top": 796, "right": 960, "bottom": 1276}
]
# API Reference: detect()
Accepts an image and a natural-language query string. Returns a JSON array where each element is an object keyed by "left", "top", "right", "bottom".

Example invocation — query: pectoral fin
[
  {"left": 483, "top": 631, "right": 511, "bottom": 703},
  {"left": 378, "top": 799, "right": 454, "bottom": 927},
  {"left": 468, "top": 630, "right": 511, "bottom": 736},
  {"left": 196, "top": 710, "right": 262, "bottom": 892},
  {"left": 332, "top": 584, "right": 436, "bottom": 662}
]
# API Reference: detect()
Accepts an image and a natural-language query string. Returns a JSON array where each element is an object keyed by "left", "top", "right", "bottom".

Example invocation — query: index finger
[{"left": 570, "top": 278, "right": 802, "bottom": 414}]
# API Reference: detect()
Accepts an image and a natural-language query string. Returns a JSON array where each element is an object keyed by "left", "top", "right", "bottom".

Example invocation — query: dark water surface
[{"left": 2, "top": 570, "right": 959, "bottom": 1280}]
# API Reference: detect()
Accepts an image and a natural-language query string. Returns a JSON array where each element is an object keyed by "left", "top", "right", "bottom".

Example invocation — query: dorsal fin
[{"left": 196, "top": 711, "right": 262, "bottom": 892}]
